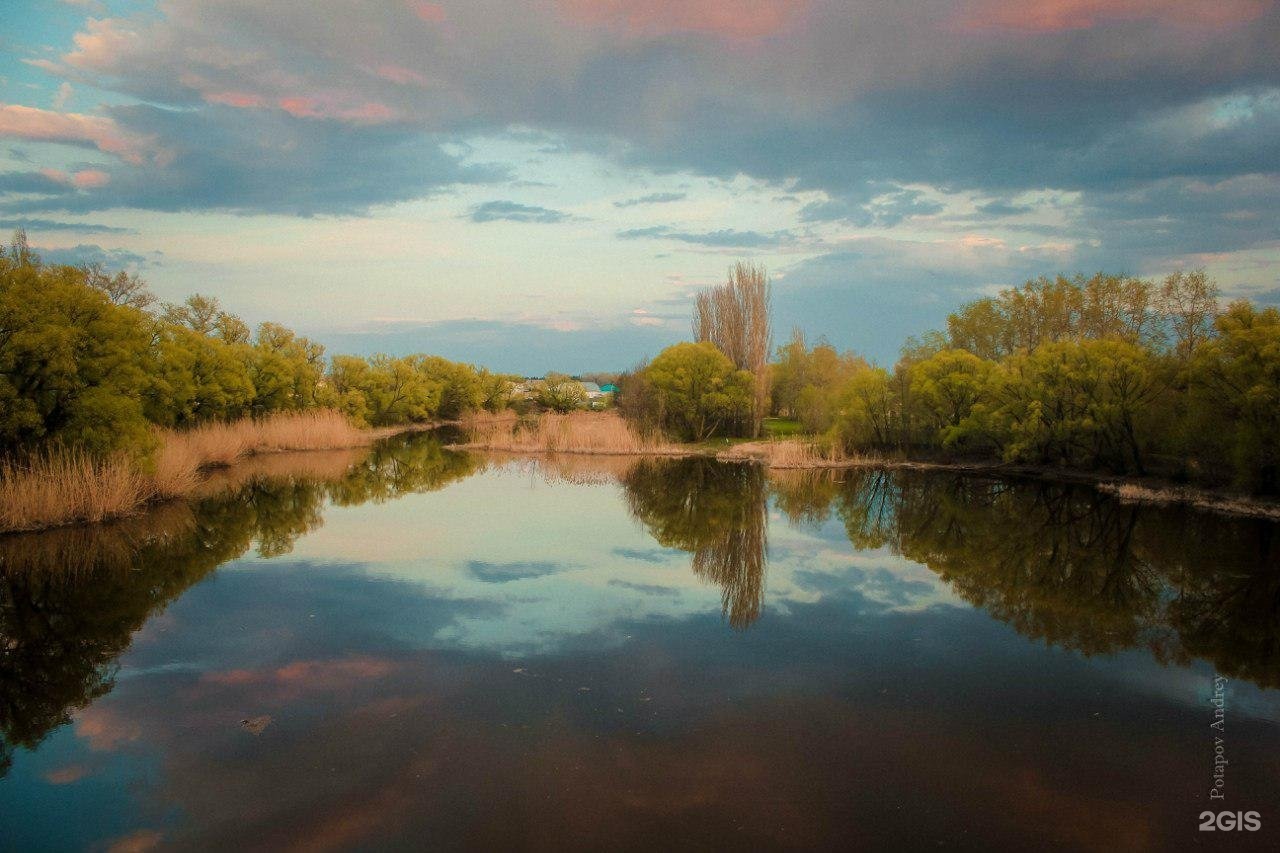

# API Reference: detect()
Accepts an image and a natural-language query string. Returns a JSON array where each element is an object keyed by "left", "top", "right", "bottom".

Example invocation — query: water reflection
[
  {"left": 1, "top": 431, "right": 1278, "bottom": 787},
  {"left": 622, "top": 458, "right": 768, "bottom": 628},
  {"left": 812, "top": 469, "right": 1280, "bottom": 686},
  {"left": 0, "top": 433, "right": 479, "bottom": 776}
]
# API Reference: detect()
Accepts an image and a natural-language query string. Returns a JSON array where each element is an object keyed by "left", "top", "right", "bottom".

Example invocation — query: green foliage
[
  {"left": 643, "top": 342, "right": 753, "bottom": 440},
  {"left": 906, "top": 349, "right": 999, "bottom": 448},
  {"left": 0, "top": 245, "right": 154, "bottom": 455},
  {"left": 998, "top": 339, "right": 1163, "bottom": 473},
  {"left": 537, "top": 373, "right": 587, "bottom": 413},
  {"left": 770, "top": 329, "right": 868, "bottom": 432},
  {"left": 1186, "top": 302, "right": 1280, "bottom": 491},
  {"left": 0, "top": 231, "right": 509, "bottom": 459}
]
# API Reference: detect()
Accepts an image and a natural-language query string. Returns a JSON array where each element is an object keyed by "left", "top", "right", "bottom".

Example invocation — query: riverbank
[
  {"left": 0, "top": 410, "right": 389, "bottom": 534},
  {"left": 718, "top": 438, "right": 1280, "bottom": 521},
  {"left": 453, "top": 413, "right": 1280, "bottom": 521}
]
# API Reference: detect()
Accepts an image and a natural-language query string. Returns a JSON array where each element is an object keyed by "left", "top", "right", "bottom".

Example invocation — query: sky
[{"left": 0, "top": 0, "right": 1277, "bottom": 373}]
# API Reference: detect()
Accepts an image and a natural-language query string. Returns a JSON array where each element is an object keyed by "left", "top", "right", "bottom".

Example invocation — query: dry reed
[
  {"left": 1099, "top": 481, "right": 1280, "bottom": 520},
  {"left": 455, "top": 411, "right": 688, "bottom": 456},
  {"left": 0, "top": 409, "right": 371, "bottom": 534},
  {"left": 717, "top": 438, "right": 855, "bottom": 468}
]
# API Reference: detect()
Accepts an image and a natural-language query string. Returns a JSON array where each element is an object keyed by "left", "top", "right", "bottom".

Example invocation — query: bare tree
[
  {"left": 1157, "top": 270, "right": 1219, "bottom": 360},
  {"left": 83, "top": 262, "right": 156, "bottom": 311},
  {"left": 693, "top": 261, "right": 772, "bottom": 436}
]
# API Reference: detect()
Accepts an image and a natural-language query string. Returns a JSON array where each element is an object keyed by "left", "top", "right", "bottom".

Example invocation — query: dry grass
[
  {"left": 1099, "top": 481, "right": 1280, "bottom": 520},
  {"left": 160, "top": 409, "right": 368, "bottom": 470},
  {"left": 455, "top": 411, "right": 687, "bottom": 456},
  {"left": 0, "top": 409, "right": 372, "bottom": 534},
  {"left": 717, "top": 438, "right": 858, "bottom": 468},
  {"left": 0, "top": 450, "right": 152, "bottom": 532}
]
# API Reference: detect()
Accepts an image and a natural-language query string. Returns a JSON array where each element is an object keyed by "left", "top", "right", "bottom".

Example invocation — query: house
[
  {"left": 600, "top": 383, "right": 618, "bottom": 394},
  {"left": 580, "top": 382, "right": 603, "bottom": 399}
]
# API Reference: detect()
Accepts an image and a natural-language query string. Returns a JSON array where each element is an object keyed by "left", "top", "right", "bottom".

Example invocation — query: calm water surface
[{"left": 1, "top": 431, "right": 1278, "bottom": 851}]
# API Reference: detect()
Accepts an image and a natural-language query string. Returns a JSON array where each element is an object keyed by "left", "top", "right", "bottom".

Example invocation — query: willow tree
[{"left": 692, "top": 261, "right": 772, "bottom": 436}]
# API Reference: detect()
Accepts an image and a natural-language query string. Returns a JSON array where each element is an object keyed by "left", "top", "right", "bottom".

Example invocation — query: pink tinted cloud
[
  {"left": 0, "top": 103, "right": 152, "bottom": 164},
  {"left": 956, "top": 0, "right": 1269, "bottom": 32},
  {"left": 278, "top": 95, "right": 398, "bottom": 123},
  {"left": 374, "top": 64, "right": 433, "bottom": 87},
  {"left": 202, "top": 656, "right": 397, "bottom": 696},
  {"left": 105, "top": 829, "right": 163, "bottom": 853},
  {"left": 75, "top": 706, "right": 141, "bottom": 752},
  {"left": 43, "top": 764, "right": 92, "bottom": 785},
  {"left": 73, "top": 169, "right": 111, "bottom": 188},
  {"left": 558, "top": 0, "right": 809, "bottom": 39},
  {"left": 409, "top": 1, "right": 447, "bottom": 23},
  {"left": 62, "top": 18, "right": 142, "bottom": 74},
  {"left": 37, "top": 166, "right": 111, "bottom": 189}
]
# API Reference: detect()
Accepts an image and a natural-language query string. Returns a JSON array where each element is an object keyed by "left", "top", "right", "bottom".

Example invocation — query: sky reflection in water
[{"left": 1, "top": 433, "right": 1278, "bottom": 851}]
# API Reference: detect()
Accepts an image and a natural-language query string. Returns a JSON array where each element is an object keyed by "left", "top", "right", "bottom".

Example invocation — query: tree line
[
  {"left": 0, "top": 231, "right": 515, "bottom": 458},
  {"left": 619, "top": 266, "right": 1279, "bottom": 494}
]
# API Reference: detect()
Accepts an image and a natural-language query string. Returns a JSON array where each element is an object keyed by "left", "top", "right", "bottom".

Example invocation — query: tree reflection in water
[
  {"left": 0, "top": 432, "right": 480, "bottom": 776},
  {"left": 1, "top": 436, "right": 1277, "bottom": 779},
  {"left": 772, "top": 467, "right": 1280, "bottom": 686},
  {"left": 621, "top": 458, "right": 768, "bottom": 629}
]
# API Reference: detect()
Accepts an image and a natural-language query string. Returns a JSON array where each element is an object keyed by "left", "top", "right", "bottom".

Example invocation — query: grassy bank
[
  {"left": 455, "top": 419, "right": 1280, "bottom": 521},
  {"left": 733, "top": 438, "right": 1280, "bottom": 520},
  {"left": 0, "top": 410, "right": 372, "bottom": 534},
  {"left": 452, "top": 411, "right": 688, "bottom": 456}
]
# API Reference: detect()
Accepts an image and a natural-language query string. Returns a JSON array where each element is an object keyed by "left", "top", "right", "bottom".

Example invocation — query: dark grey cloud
[
  {"left": 0, "top": 217, "right": 134, "bottom": 234},
  {"left": 4, "top": 104, "right": 507, "bottom": 216},
  {"left": 613, "top": 192, "right": 686, "bottom": 208},
  {"left": 34, "top": 243, "right": 156, "bottom": 268},
  {"left": 7, "top": 0, "right": 1279, "bottom": 272},
  {"left": 469, "top": 200, "right": 570, "bottom": 223},
  {"left": 975, "top": 199, "right": 1035, "bottom": 217},
  {"left": 0, "top": 171, "right": 74, "bottom": 195},
  {"left": 0, "top": 216, "right": 133, "bottom": 233},
  {"left": 801, "top": 186, "right": 944, "bottom": 227},
  {"left": 617, "top": 226, "right": 792, "bottom": 248}
]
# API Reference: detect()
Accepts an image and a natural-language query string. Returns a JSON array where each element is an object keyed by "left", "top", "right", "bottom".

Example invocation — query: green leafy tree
[
  {"left": 643, "top": 342, "right": 753, "bottom": 440},
  {"left": 537, "top": 373, "right": 587, "bottom": 413},
  {"left": 1187, "top": 301, "right": 1280, "bottom": 491},
  {"left": 0, "top": 239, "right": 154, "bottom": 455}
]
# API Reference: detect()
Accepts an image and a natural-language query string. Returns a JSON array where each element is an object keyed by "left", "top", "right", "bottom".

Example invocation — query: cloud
[
  {"left": 0, "top": 103, "right": 156, "bottom": 165},
  {"left": 613, "top": 192, "right": 686, "bottom": 208},
  {"left": 801, "top": 186, "right": 944, "bottom": 227},
  {"left": 33, "top": 243, "right": 156, "bottom": 268},
  {"left": 0, "top": 170, "right": 75, "bottom": 195},
  {"left": 953, "top": 0, "right": 1269, "bottom": 33},
  {"left": 3, "top": 0, "right": 1277, "bottom": 276},
  {"left": 53, "top": 82, "right": 73, "bottom": 111},
  {"left": 3, "top": 103, "right": 506, "bottom": 216},
  {"left": 557, "top": 0, "right": 811, "bottom": 40},
  {"left": 469, "top": 200, "right": 571, "bottom": 223},
  {"left": 467, "top": 560, "right": 564, "bottom": 583},
  {"left": 0, "top": 218, "right": 133, "bottom": 234},
  {"left": 617, "top": 226, "right": 792, "bottom": 248},
  {"left": 974, "top": 199, "right": 1036, "bottom": 217}
]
